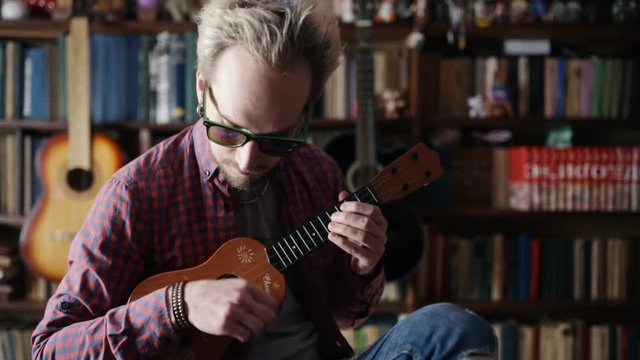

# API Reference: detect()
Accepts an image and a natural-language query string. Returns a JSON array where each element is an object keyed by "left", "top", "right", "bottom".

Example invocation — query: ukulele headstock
[{"left": 369, "top": 143, "right": 443, "bottom": 204}]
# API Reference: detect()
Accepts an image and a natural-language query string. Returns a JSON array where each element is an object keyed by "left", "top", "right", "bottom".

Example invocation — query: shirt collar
[{"left": 193, "top": 119, "right": 225, "bottom": 182}]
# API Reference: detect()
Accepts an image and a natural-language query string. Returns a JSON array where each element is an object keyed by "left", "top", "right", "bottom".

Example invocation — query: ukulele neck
[{"left": 265, "top": 185, "right": 380, "bottom": 272}]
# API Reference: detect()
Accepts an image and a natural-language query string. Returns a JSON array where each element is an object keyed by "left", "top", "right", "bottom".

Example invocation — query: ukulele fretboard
[{"left": 266, "top": 185, "right": 380, "bottom": 272}]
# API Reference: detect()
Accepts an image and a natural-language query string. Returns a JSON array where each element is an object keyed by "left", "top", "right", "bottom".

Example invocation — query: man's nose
[{"left": 236, "top": 140, "right": 262, "bottom": 172}]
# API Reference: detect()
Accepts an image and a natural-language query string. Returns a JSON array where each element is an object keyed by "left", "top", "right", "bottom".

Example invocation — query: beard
[{"left": 217, "top": 157, "right": 272, "bottom": 191}]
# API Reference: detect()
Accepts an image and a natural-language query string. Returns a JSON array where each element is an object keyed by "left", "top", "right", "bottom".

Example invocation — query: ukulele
[
  {"left": 128, "top": 142, "right": 443, "bottom": 359},
  {"left": 346, "top": 0, "right": 379, "bottom": 191},
  {"left": 333, "top": 0, "right": 424, "bottom": 281},
  {"left": 20, "top": 17, "right": 124, "bottom": 282}
]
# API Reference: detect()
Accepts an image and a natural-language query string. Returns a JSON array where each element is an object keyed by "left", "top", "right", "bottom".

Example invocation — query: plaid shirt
[{"left": 32, "top": 120, "right": 385, "bottom": 360}]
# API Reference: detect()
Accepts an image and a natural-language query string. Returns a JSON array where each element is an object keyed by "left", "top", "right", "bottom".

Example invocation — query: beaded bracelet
[{"left": 170, "top": 281, "right": 191, "bottom": 331}]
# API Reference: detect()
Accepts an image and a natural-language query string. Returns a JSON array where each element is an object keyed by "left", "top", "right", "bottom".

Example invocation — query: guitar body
[
  {"left": 20, "top": 133, "right": 123, "bottom": 282},
  {"left": 128, "top": 237, "right": 286, "bottom": 360}
]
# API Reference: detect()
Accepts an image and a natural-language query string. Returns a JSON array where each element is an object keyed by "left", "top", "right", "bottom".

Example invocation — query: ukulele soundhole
[
  {"left": 219, "top": 274, "right": 237, "bottom": 279},
  {"left": 67, "top": 168, "right": 94, "bottom": 191}
]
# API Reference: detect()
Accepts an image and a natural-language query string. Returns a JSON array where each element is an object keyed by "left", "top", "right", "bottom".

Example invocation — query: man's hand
[
  {"left": 328, "top": 191, "right": 388, "bottom": 275},
  {"left": 184, "top": 278, "right": 278, "bottom": 342}
]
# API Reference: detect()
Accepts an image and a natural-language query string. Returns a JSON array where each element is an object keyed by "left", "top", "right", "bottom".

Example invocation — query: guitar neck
[
  {"left": 356, "top": 17, "right": 376, "bottom": 170},
  {"left": 351, "top": 0, "right": 378, "bottom": 189},
  {"left": 265, "top": 185, "right": 380, "bottom": 272},
  {"left": 67, "top": 16, "right": 91, "bottom": 170}
]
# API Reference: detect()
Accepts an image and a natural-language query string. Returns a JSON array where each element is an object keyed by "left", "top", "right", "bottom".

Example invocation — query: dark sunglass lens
[
  {"left": 207, "top": 124, "right": 246, "bottom": 146},
  {"left": 258, "top": 139, "right": 303, "bottom": 156}
]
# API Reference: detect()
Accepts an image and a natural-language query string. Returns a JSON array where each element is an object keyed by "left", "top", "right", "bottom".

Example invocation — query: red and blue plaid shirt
[{"left": 32, "top": 120, "right": 384, "bottom": 360}]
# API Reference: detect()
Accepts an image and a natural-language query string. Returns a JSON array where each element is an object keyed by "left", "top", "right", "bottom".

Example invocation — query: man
[{"left": 32, "top": 0, "right": 496, "bottom": 359}]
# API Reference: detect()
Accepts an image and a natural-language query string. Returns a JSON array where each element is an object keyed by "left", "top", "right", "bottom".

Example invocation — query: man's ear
[{"left": 196, "top": 71, "right": 206, "bottom": 105}]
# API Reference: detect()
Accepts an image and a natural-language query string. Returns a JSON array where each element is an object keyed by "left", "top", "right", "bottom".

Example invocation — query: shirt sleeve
[
  {"left": 325, "top": 161, "right": 386, "bottom": 329},
  {"left": 330, "top": 248, "right": 385, "bottom": 329},
  {"left": 31, "top": 177, "right": 179, "bottom": 359}
]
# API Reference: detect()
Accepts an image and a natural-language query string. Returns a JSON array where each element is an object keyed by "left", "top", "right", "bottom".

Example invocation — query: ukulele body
[{"left": 128, "top": 237, "right": 287, "bottom": 360}]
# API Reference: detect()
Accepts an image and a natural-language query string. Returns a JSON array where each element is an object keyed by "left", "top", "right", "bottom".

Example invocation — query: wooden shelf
[
  {"left": 455, "top": 300, "right": 640, "bottom": 324},
  {"left": 339, "top": 23, "right": 414, "bottom": 42},
  {"left": 422, "top": 208, "right": 640, "bottom": 237},
  {"left": 0, "top": 20, "right": 68, "bottom": 39},
  {"left": 0, "top": 300, "right": 46, "bottom": 316},
  {"left": 0, "top": 120, "right": 66, "bottom": 132},
  {"left": 422, "top": 117, "right": 640, "bottom": 130},
  {"left": 422, "top": 23, "right": 640, "bottom": 44},
  {"left": 311, "top": 117, "right": 413, "bottom": 131},
  {"left": 91, "top": 20, "right": 196, "bottom": 34},
  {"left": 0, "top": 118, "right": 414, "bottom": 133},
  {"left": 91, "top": 21, "right": 414, "bottom": 42},
  {"left": 0, "top": 215, "right": 24, "bottom": 228},
  {"left": 0, "top": 19, "right": 412, "bottom": 41}
]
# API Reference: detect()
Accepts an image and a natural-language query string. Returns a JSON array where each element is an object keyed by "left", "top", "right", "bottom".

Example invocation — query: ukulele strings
[
  {"left": 231, "top": 190, "right": 376, "bottom": 278},
  {"left": 262, "top": 157, "right": 421, "bottom": 272}
]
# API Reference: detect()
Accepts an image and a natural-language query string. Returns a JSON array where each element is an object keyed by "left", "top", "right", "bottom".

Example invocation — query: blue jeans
[{"left": 354, "top": 303, "right": 497, "bottom": 360}]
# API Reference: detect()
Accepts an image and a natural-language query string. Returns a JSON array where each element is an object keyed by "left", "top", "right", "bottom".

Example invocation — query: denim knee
[
  {"left": 355, "top": 303, "right": 497, "bottom": 360},
  {"left": 399, "top": 303, "right": 497, "bottom": 359}
]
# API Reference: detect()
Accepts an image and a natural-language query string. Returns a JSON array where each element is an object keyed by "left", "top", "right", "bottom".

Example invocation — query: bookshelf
[
  {"left": 0, "top": 4, "right": 639, "bottom": 357},
  {"left": 419, "top": 23, "right": 640, "bottom": 44},
  {"left": 410, "top": 12, "right": 640, "bottom": 357}
]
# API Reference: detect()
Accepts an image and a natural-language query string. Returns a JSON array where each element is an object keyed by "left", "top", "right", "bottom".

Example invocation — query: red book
[
  {"left": 632, "top": 147, "right": 640, "bottom": 211},
  {"left": 566, "top": 147, "right": 577, "bottom": 212},
  {"left": 529, "top": 236, "right": 541, "bottom": 300},
  {"left": 557, "top": 148, "right": 568, "bottom": 211},
  {"left": 541, "top": 147, "right": 552, "bottom": 211},
  {"left": 508, "top": 147, "right": 530, "bottom": 211},
  {"left": 588, "top": 147, "right": 600, "bottom": 211},
  {"left": 530, "top": 147, "right": 542, "bottom": 211},
  {"left": 605, "top": 147, "right": 616, "bottom": 211}
]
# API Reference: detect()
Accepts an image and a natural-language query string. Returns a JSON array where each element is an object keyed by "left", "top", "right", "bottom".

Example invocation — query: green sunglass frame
[{"left": 201, "top": 82, "right": 309, "bottom": 155}]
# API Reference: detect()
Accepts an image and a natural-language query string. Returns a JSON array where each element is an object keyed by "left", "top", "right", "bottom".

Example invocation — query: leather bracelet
[{"left": 169, "top": 281, "right": 191, "bottom": 331}]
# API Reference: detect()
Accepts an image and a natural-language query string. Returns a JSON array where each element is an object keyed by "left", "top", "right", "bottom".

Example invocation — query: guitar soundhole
[{"left": 67, "top": 168, "right": 94, "bottom": 191}]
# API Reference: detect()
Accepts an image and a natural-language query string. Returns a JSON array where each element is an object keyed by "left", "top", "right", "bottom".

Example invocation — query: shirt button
[
  {"left": 204, "top": 170, "right": 211, "bottom": 177},
  {"left": 57, "top": 301, "right": 71, "bottom": 312},
  {"left": 336, "top": 341, "right": 342, "bottom": 348}
]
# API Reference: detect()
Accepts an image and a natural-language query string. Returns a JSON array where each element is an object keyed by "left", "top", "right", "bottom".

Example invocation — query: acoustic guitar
[
  {"left": 128, "top": 142, "right": 443, "bottom": 359},
  {"left": 20, "top": 17, "right": 124, "bottom": 282}
]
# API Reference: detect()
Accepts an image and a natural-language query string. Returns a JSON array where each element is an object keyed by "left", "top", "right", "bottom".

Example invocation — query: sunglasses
[{"left": 201, "top": 83, "right": 308, "bottom": 157}]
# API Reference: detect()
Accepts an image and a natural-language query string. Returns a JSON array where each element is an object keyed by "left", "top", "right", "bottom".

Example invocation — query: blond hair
[{"left": 196, "top": 0, "right": 341, "bottom": 102}]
